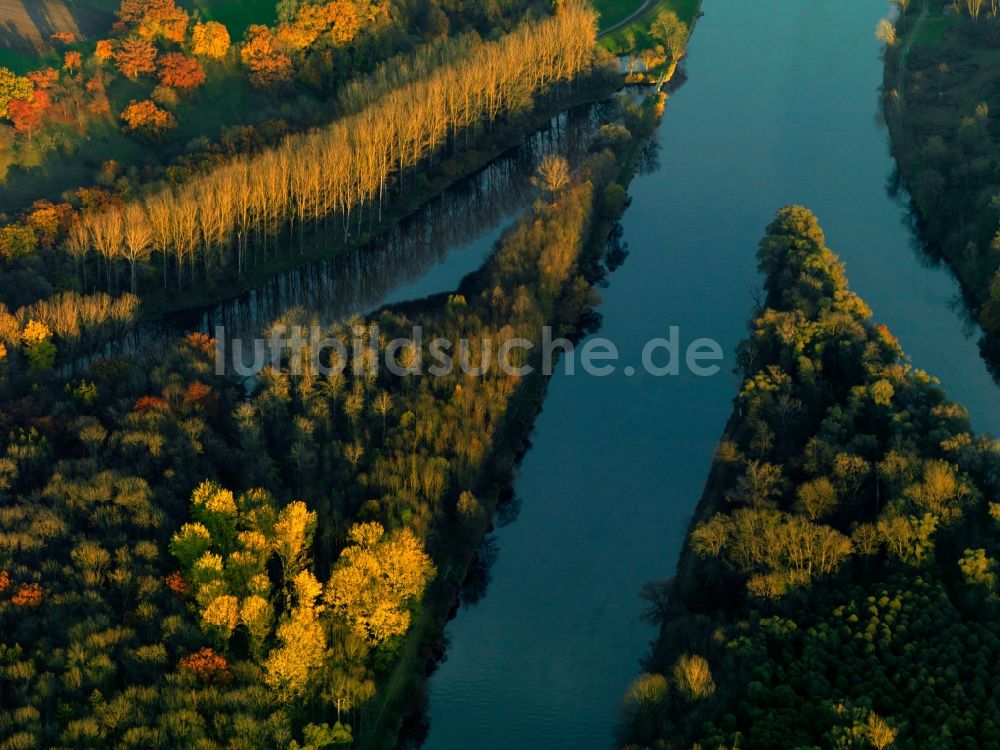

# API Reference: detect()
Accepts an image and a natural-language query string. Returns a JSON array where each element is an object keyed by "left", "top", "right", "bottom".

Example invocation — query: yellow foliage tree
[
  {"left": 264, "top": 570, "right": 327, "bottom": 697},
  {"left": 273, "top": 501, "right": 317, "bottom": 595},
  {"left": 325, "top": 522, "right": 434, "bottom": 644},
  {"left": 240, "top": 594, "right": 274, "bottom": 655},
  {"left": 192, "top": 480, "right": 237, "bottom": 514},
  {"left": 22, "top": 319, "right": 52, "bottom": 346},
  {"left": 672, "top": 653, "right": 715, "bottom": 700},
  {"left": 264, "top": 609, "right": 327, "bottom": 697},
  {"left": 202, "top": 594, "right": 240, "bottom": 638},
  {"left": 191, "top": 21, "right": 231, "bottom": 59},
  {"left": 867, "top": 712, "right": 897, "bottom": 750}
]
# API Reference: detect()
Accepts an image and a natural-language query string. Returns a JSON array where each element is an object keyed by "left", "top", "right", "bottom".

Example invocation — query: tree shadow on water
[
  {"left": 978, "top": 333, "right": 1000, "bottom": 389},
  {"left": 494, "top": 486, "right": 522, "bottom": 528},
  {"left": 458, "top": 534, "right": 500, "bottom": 609},
  {"left": 637, "top": 138, "right": 661, "bottom": 176},
  {"left": 604, "top": 221, "right": 630, "bottom": 274}
]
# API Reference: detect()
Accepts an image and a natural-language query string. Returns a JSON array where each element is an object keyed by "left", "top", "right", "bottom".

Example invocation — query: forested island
[{"left": 620, "top": 207, "right": 1000, "bottom": 749}]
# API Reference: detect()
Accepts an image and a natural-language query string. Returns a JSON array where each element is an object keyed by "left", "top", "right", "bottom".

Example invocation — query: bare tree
[
  {"left": 60, "top": 6, "right": 600, "bottom": 290},
  {"left": 121, "top": 203, "right": 153, "bottom": 295},
  {"left": 535, "top": 154, "right": 571, "bottom": 200}
]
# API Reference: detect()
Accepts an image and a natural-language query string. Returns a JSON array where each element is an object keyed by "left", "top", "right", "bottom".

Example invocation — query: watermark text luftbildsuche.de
[{"left": 215, "top": 325, "right": 724, "bottom": 379}]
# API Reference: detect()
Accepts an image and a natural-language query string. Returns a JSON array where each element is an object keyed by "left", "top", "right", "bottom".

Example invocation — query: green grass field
[
  {"left": 180, "top": 0, "right": 278, "bottom": 39},
  {"left": 912, "top": 12, "right": 954, "bottom": 48},
  {"left": 70, "top": 0, "right": 277, "bottom": 32},
  {"left": 600, "top": 0, "right": 699, "bottom": 53},
  {"left": 0, "top": 57, "right": 290, "bottom": 203},
  {"left": 0, "top": 47, "right": 50, "bottom": 74},
  {"left": 592, "top": 0, "right": 645, "bottom": 31},
  {"left": 75, "top": 0, "right": 122, "bottom": 13}
]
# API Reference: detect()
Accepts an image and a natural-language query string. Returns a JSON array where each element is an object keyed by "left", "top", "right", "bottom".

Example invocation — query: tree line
[
  {"left": 0, "top": 0, "right": 548, "bottom": 316},
  {"left": 67, "top": 5, "right": 599, "bottom": 295}
]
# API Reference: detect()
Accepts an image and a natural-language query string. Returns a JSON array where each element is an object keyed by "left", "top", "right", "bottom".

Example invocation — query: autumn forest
[{"left": 1, "top": 0, "right": 999, "bottom": 748}]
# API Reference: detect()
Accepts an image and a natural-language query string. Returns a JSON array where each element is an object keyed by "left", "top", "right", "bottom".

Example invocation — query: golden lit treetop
[
  {"left": 325, "top": 522, "right": 435, "bottom": 644},
  {"left": 192, "top": 480, "right": 237, "bottom": 515},
  {"left": 22, "top": 319, "right": 52, "bottom": 346}
]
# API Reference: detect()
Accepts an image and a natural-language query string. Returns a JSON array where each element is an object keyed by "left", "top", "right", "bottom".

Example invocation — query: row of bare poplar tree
[{"left": 67, "top": 5, "right": 599, "bottom": 295}]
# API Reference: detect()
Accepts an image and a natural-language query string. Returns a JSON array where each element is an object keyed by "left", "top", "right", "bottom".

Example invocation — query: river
[{"left": 422, "top": 1, "right": 1000, "bottom": 748}]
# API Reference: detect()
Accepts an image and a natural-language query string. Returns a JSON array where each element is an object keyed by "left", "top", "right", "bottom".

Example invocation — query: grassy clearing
[
  {"left": 593, "top": 0, "right": 646, "bottom": 32},
  {"left": 171, "top": 66, "right": 281, "bottom": 141},
  {"left": 179, "top": 0, "right": 278, "bottom": 38},
  {"left": 0, "top": 46, "right": 49, "bottom": 74},
  {"left": 600, "top": 0, "right": 698, "bottom": 52},
  {"left": 0, "top": 0, "right": 284, "bottom": 209},
  {"left": 900, "top": 1, "right": 957, "bottom": 50},
  {"left": 0, "top": 64, "right": 286, "bottom": 210},
  {"left": 913, "top": 13, "right": 954, "bottom": 46},
  {"left": 75, "top": 0, "right": 122, "bottom": 14}
]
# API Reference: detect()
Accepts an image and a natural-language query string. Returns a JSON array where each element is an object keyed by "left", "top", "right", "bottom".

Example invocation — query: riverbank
[
  {"left": 882, "top": 0, "right": 1000, "bottom": 345},
  {"left": 358, "top": 89, "right": 667, "bottom": 749},
  {"left": 598, "top": 0, "right": 699, "bottom": 54},
  {"left": 423, "top": 1, "right": 1000, "bottom": 746}
]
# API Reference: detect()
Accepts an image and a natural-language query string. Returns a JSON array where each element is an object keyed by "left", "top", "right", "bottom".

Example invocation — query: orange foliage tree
[
  {"left": 157, "top": 52, "right": 205, "bottom": 91},
  {"left": 63, "top": 51, "right": 83, "bottom": 74},
  {"left": 115, "top": 37, "right": 158, "bottom": 79},
  {"left": 85, "top": 73, "right": 111, "bottom": 115},
  {"left": 8, "top": 90, "right": 51, "bottom": 136},
  {"left": 27, "top": 68, "right": 59, "bottom": 90},
  {"left": 184, "top": 380, "right": 212, "bottom": 406},
  {"left": 120, "top": 99, "right": 176, "bottom": 139},
  {"left": 178, "top": 647, "right": 230, "bottom": 682},
  {"left": 117, "top": 0, "right": 168, "bottom": 24},
  {"left": 26, "top": 201, "right": 75, "bottom": 249},
  {"left": 275, "top": 0, "right": 361, "bottom": 50},
  {"left": 240, "top": 25, "right": 293, "bottom": 89},
  {"left": 11, "top": 582, "right": 42, "bottom": 607},
  {"left": 118, "top": 0, "right": 189, "bottom": 42},
  {"left": 95, "top": 39, "right": 114, "bottom": 64}
]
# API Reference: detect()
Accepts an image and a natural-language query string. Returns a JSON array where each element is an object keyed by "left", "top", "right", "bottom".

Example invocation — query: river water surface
[{"left": 423, "top": 1, "right": 1000, "bottom": 748}]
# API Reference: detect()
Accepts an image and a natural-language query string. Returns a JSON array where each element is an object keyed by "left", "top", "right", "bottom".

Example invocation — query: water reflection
[
  {"left": 64, "top": 105, "right": 603, "bottom": 374},
  {"left": 637, "top": 139, "right": 662, "bottom": 176},
  {"left": 884, "top": 147, "right": 1000, "bottom": 380},
  {"left": 458, "top": 535, "right": 500, "bottom": 609},
  {"left": 424, "top": 2, "right": 1000, "bottom": 747},
  {"left": 189, "top": 105, "right": 602, "bottom": 354}
]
